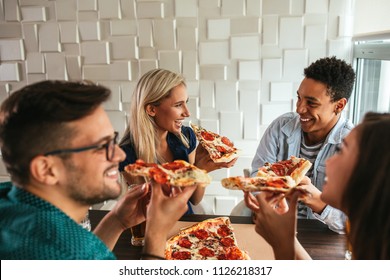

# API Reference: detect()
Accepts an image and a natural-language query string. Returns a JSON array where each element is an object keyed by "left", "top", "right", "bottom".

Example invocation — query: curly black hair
[{"left": 304, "top": 56, "right": 356, "bottom": 101}]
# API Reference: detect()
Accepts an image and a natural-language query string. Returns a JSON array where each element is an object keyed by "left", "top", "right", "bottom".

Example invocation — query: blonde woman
[{"left": 119, "top": 69, "right": 236, "bottom": 214}]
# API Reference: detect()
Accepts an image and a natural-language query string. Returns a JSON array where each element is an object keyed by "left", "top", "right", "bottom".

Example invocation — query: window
[{"left": 350, "top": 40, "right": 390, "bottom": 124}]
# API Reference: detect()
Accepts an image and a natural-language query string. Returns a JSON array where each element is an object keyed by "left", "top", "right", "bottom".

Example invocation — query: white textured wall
[{"left": 0, "top": 0, "right": 355, "bottom": 215}]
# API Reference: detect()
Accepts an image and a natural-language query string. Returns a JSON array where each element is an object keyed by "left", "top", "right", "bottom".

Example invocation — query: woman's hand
[
  {"left": 244, "top": 191, "right": 300, "bottom": 259},
  {"left": 194, "top": 144, "right": 237, "bottom": 172}
]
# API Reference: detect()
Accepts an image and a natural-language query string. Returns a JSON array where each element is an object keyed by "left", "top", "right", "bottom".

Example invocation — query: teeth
[
  {"left": 324, "top": 176, "right": 328, "bottom": 183},
  {"left": 300, "top": 118, "right": 310, "bottom": 122},
  {"left": 107, "top": 170, "right": 118, "bottom": 176}
]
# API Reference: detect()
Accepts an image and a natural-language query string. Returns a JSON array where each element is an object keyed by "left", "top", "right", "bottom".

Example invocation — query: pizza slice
[
  {"left": 221, "top": 156, "right": 312, "bottom": 194},
  {"left": 124, "top": 159, "right": 211, "bottom": 188},
  {"left": 221, "top": 175, "right": 296, "bottom": 193},
  {"left": 191, "top": 123, "right": 239, "bottom": 163},
  {"left": 257, "top": 156, "right": 312, "bottom": 185},
  {"left": 165, "top": 217, "right": 250, "bottom": 260}
]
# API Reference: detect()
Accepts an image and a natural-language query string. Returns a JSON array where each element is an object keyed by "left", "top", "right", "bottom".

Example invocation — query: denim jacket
[{"left": 250, "top": 112, "right": 354, "bottom": 234}]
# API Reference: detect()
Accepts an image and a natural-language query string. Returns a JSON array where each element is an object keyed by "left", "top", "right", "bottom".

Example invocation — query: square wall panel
[
  {"left": 283, "top": 49, "right": 308, "bottom": 81},
  {"left": 59, "top": 22, "right": 79, "bottom": 43},
  {"left": 231, "top": 18, "right": 261, "bottom": 35},
  {"left": 26, "top": 53, "right": 44, "bottom": 74},
  {"left": 106, "top": 111, "right": 127, "bottom": 137},
  {"left": 0, "top": 23, "right": 22, "bottom": 38},
  {"left": 21, "top": 6, "right": 47, "bottom": 22},
  {"left": 240, "top": 90, "right": 260, "bottom": 139},
  {"left": 262, "top": 15, "right": 278, "bottom": 45},
  {"left": 230, "top": 36, "right": 260, "bottom": 60},
  {"left": 200, "top": 80, "right": 215, "bottom": 108},
  {"left": 305, "top": 0, "right": 328, "bottom": 13},
  {"left": 262, "top": 0, "right": 291, "bottom": 15},
  {"left": 139, "top": 59, "right": 158, "bottom": 76},
  {"left": 239, "top": 61, "right": 261, "bottom": 80},
  {"left": 215, "top": 81, "right": 238, "bottom": 111},
  {"left": 78, "top": 0, "right": 97, "bottom": 11},
  {"left": 137, "top": 2, "right": 164, "bottom": 19},
  {"left": 110, "top": 20, "right": 137, "bottom": 36},
  {"left": 199, "top": 41, "right": 230, "bottom": 65},
  {"left": 110, "top": 36, "right": 138, "bottom": 59},
  {"left": 177, "top": 27, "right": 198, "bottom": 50},
  {"left": 39, "top": 23, "right": 61, "bottom": 52},
  {"left": 0, "top": 63, "right": 21, "bottom": 82},
  {"left": 279, "top": 17, "right": 304, "bottom": 48},
  {"left": 45, "top": 53, "right": 67, "bottom": 80},
  {"left": 98, "top": 0, "right": 121, "bottom": 19},
  {"left": 175, "top": 0, "right": 197, "bottom": 17},
  {"left": 200, "top": 65, "right": 227, "bottom": 80},
  {"left": 220, "top": 111, "right": 243, "bottom": 140},
  {"left": 182, "top": 51, "right": 198, "bottom": 80},
  {"left": 305, "top": 25, "right": 326, "bottom": 48},
  {"left": 246, "top": 0, "right": 262, "bottom": 16},
  {"left": 262, "top": 58, "right": 282, "bottom": 80},
  {"left": 207, "top": 19, "right": 230, "bottom": 40},
  {"left": 261, "top": 103, "right": 292, "bottom": 125},
  {"left": 110, "top": 61, "right": 132, "bottom": 81},
  {"left": 158, "top": 51, "right": 181, "bottom": 73},
  {"left": 270, "top": 82, "right": 293, "bottom": 101},
  {"left": 101, "top": 82, "right": 121, "bottom": 110},
  {"left": 0, "top": 39, "right": 25, "bottom": 61},
  {"left": 56, "top": 0, "right": 77, "bottom": 21},
  {"left": 4, "top": 0, "right": 20, "bottom": 21},
  {"left": 65, "top": 56, "right": 82, "bottom": 80},
  {"left": 154, "top": 19, "right": 176, "bottom": 50},
  {"left": 81, "top": 42, "right": 110, "bottom": 64},
  {"left": 82, "top": 65, "right": 110, "bottom": 80},
  {"left": 78, "top": 21, "right": 101, "bottom": 41},
  {"left": 221, "top": 0, "right": 245, "bottom": 16},
  {"left": 138, "top": 19, "right": 154, "bottom": 47},
  {"left": 329, "top": 0, "right": 354, "bottom": 15},
  {"left": 22, "top": 24, "right": 38, "bottom": 52}
]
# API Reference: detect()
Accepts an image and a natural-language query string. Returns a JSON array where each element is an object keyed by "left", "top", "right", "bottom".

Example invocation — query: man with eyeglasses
[{"left": 0, "top": 80, "right": 195, "bottom": 259}]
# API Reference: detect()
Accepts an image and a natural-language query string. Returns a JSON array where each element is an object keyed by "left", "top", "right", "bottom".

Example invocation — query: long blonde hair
[{"left": 120, "top": 69, "right": 188, "bottom": 163}]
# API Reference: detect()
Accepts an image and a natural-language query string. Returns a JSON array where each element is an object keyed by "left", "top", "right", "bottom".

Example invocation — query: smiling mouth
[
  {"left": 175, "top": 120, "right": 183, "bottom": 127},
  {"left": 300, "top": 117, "right": 312, "bottom": 123}
]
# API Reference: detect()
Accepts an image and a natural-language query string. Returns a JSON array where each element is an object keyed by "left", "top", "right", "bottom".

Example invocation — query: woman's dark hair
[
  {"left": 342, "top": 112, "right": 390, "bottom": 259},
  {"left": 304, "top": 56, "right": 356, "bottom": 102},
  {"left": 0, "top": 80, "right": 111, "bottom": 186}
]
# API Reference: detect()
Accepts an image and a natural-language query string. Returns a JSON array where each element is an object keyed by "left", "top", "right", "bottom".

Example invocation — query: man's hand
[
  {"left": 93, "top": 183, "right": 150, "bottom": 250},
  {"left": 296, "top": 176, "right": 327, "bottom": 214}
]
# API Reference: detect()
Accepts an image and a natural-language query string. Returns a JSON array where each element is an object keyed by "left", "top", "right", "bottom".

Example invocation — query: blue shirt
[
  {"left": 0, "top": 182, "right": 115, "bottom": 260},
  {"left": 119, "top": 126, "right": 197, "bottom": 215},
  {"left": 250, "top": 112, "right": 354, "bottom": 234}
]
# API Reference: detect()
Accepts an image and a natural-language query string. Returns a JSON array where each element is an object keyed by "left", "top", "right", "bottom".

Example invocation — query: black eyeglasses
[{"left": 44, "top": 132, "right": 119, "bottom": 161}]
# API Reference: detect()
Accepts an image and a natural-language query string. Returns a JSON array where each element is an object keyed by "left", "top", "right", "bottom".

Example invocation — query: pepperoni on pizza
[{"left": 165, "top": 217, "right": 250, "bottom": 260}]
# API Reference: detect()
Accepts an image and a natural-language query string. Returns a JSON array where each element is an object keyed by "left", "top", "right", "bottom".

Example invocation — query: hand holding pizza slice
[
  {"left": 191, "top": 123, "right": 240, "bottom": 163},
  {"left": 221, "top": 156, "right": 312, "bottom": 197}
]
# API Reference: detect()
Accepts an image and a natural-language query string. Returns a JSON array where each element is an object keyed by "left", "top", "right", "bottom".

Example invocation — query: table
[{"left": 89, "top": 210, "right": 346, "bottom": 260}]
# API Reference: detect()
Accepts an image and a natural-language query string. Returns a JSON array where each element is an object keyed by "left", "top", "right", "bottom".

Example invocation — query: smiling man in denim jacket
[{"left": 250, "top": 57, "right": 356, "bottom": 234}]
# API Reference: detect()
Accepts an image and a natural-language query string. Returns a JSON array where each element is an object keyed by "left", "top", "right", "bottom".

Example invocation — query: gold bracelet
[{"left": 140, "top": 252, "right": 165, "bottom": 260}]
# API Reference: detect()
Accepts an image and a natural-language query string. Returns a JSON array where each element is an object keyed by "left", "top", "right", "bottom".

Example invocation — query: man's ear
[
  {"left": 29, "top": 156, "right": 59, "bottom": 186},
  {"left": 335, "top": 98, "right": 347, "bottom": 114},
  {"left": 145, "top": 104, "right": 156, "bottom": 117}
]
